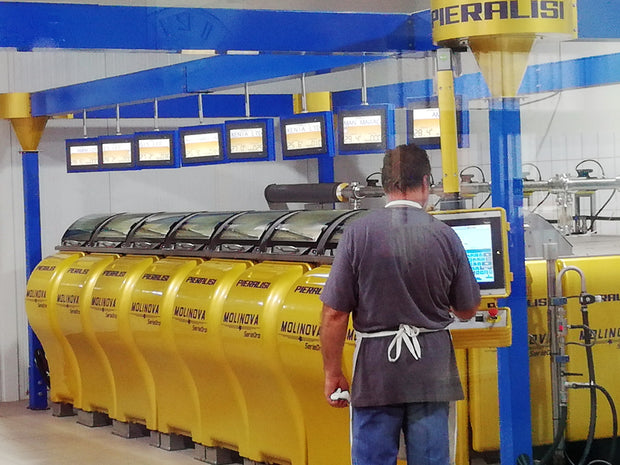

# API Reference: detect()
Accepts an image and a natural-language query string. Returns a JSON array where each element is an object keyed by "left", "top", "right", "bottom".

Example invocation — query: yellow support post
[
  {"left": 292, "top": 91, "right": 332, "bottom": 114},
  {"left": 436, "top": 48, "right": 460, "bottom": 199}
]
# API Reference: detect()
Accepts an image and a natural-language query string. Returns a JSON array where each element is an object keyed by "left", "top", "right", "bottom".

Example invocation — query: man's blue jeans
[{"left": 352, "top": 402, "right": 450, "bottom": 465}]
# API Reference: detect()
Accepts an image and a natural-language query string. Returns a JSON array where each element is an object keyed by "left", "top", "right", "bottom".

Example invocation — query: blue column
[
  {"left": 22, "top": 150, "right": 47, "bottom": 410},
  {"left": 318, "top": 156, "right": 335, "bottom": 184},
  {"left": 489, "top": 98, "right": 533, "bottom": 463}
]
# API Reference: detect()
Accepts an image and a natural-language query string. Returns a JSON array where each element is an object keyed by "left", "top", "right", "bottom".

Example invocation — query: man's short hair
[{"left": 381, "top": 143, "right": 431, "bottom": 194}]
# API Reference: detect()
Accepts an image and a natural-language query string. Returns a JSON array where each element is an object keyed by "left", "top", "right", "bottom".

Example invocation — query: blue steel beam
[
  {"left": 31, "top": 54, "right": 384, "bottom": 117},
  {"left": 73, "top": 94, "right": 294, "bottom": 119},
  {"left": 0, "top": 2, "right": 432, "bottom": 53},
  {"left": 577, "top": 0, "right": 620, "bottom": 40}
]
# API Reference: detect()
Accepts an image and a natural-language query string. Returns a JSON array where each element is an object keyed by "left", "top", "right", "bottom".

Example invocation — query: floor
[
  {"left": 0, "top": 400, "right": 501, "bottom": 465},
  {"left": 0, "top": 401, "right": 205, "bottom": 465}
]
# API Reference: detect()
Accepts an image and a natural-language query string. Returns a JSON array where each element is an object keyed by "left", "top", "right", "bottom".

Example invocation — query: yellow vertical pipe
[{"left": 436, "top": 49, "right": 460, "bottom": 195}]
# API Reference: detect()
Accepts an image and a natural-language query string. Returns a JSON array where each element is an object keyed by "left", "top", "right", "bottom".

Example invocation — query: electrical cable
[
  {"left": 521, "top": 91, "right": 561, "bottom": 107},
  {"left": 569, "top": 383, "right": 618, "bottom": 465},
  {"left": 478, "top": 193, "right": 492, "bottom": 208},
  {"left": 459, "top": 165, "right": 486, "bottom": 182},
  {"left": 365, "top": 171, "right": 381, "bottom": 186},
  {"left": 588, "top": 190, "right": 617, "bottom": 232},
  {"left": 523, "top": 162, "right": 543, "bottom": 181},
  {"left": 538, "top": 405, "right": 569, "bottom": 465},
  {"left": 531, "top": 192, "right": 551, "bottom": 214},
  {"left": 576, "top": 304, "right": 597, "bottom": 465}
]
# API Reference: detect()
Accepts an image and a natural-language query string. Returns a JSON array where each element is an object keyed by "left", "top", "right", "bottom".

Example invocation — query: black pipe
[{"left": 264, "top": 183, "right": 345, "bottom": 205}]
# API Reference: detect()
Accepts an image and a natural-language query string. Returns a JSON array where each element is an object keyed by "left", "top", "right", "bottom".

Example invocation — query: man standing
[{"left": 320, "top": 143, "right": 481, "bottom": 465}]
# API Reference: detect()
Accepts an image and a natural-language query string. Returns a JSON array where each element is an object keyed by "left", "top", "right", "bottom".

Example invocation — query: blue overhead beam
[
  {"left": 0, "top": 2, "right": 431, "bottom": 53},
  {"left": 76, "top": 94, "right": 294, "bottom": 119},
  {"left": 577, "top": 0, "right": 620, "bottom": 40},
  {"left": 31, "top": 54, "right": 384, "bottom": 116}
]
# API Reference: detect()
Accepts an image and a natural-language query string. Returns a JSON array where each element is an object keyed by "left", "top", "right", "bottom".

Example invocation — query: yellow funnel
[
  {"left": 11, "top": 116, "right": 49, "bottom": 152},
  {"left": 469, "top": 34, "right": 536, "bottom": 98},
  {"left": 430, "top": 0, "right": 577, "bottom": 98}
]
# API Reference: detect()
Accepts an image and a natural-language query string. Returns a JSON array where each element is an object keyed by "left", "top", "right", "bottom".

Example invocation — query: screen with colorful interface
[
  {"left": 451, "top": 223, "right": 494, "bottom": 284},
  {"left": 432, "top": 208, "right": 509, "bottom": 297}
]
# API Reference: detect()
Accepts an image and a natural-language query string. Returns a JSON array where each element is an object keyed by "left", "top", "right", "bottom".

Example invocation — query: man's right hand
[{"left": 324, "top": 373, "right": 350, "bottom": 408}]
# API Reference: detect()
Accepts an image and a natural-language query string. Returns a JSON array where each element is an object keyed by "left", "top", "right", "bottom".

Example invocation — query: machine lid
[
  {"left": 268, "top": 209, "right": 353, "bottom": 245},
  {"left": 213, "top": 210, "right": 290, "bottom": 251},
  {"left": 61, "top": 213, "right": 118, "bottom": 246},
  {"left": 124, "top": 212, "right": 192, "bottom": 249},
  {"left": 90, "top": 213, "right": 152, "bottom": 246},
  {"left": 166, "top": 211, "right": 240, "bottom": 250}
]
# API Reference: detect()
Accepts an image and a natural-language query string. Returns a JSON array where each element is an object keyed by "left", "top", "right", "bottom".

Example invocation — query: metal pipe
[
  {"left": 544, "top": 243, "right": 565, "bottom": 464},
  {"left": 153, "top": 98, "right": 159, "bottom": 131},
  {"left": 244, "top": 83, "right": 251, "bottom": 117},
  {"left": 115, "top": 104, "right": 121, "bottom": 135},
  {"left": 264, "top": 175, "right": 620, "bottom": 205},
  {"left": 300, "top": 73, "right": 308, "bottom": 113},
  {"left": 361, "top": 62, "right": 368, "bottom": 106},
  {"left": 82, "top": 109, "right": 87, "bottom": 138},
  {"left": 198, "top": 93, "right": 204, "bottom": 124}
]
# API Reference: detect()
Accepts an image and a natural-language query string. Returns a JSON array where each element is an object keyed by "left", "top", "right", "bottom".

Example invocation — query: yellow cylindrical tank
[
  {"left": 220, "top": 261, "right": 311, "bottom": 464},
  {"left": 277, "top": 265, "right": 351, "bottom": 465},
  {"left": 55, "top": 253, "right": 118, "bottom": 413},
  {"left": 170, "top": 258, "right": 253, "bottom": 450},
  {"left": 128, "top": 257, "right": 202, "bottom": 438},
  {"left": 25, "top": 252, "right": 84, "bottom": 405},
  {"left": 89, "top": 254, "right": 159, "bottom": 429}
]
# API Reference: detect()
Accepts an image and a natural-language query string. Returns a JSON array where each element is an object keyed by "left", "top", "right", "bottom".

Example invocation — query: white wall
[{"left": 3, "top": 33, "right": 620, "bottom": 399}]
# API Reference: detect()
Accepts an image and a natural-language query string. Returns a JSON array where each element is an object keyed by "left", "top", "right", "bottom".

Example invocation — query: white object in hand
[{"left": 329, "top": 388, "right": 351, "bottom": 402}]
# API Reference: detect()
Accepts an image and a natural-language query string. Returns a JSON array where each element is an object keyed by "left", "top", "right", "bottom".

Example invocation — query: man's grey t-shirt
[{"left": 320, "top": 206, "right": 481, "bottom": 407}]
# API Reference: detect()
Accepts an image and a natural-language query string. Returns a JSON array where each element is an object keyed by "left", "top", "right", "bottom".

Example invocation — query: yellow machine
[
  {"left": 170, "top": 258, "right": 253, "bottom": 451},
  {"left": 54, "top": 253, "right": 118, "bottom": 415},
  {"left": 90, "top": 254, "right": 159, "bottom": 431},
  {"left": 220, "top": 260, "right": 311, "bottom": 464},
  {"left": 469, "top": 257, "right": 620, "bottom": 452},
  {"left": 128, "top": 256, "right": 202, "bottom": 440},
  {"left": 24, "top": 252, "right": 83, "bottom": 407},
  {"left": 277, "top": 265, "right": 352, "bottom": 465}
]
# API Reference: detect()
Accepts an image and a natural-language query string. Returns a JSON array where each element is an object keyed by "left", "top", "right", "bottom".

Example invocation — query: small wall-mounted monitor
[
  {"left": 225, "top": 119, "right": 276, "bottom": 162},
  {"left": 280, "top": 112, "right": 335, "bottom": 160},
  {"left": 99, "top": 135, "right": 135, "bottom": 170},
  {"left": 407, "top": 96, "right": 467, "bottom": 150},
  {"left": 179, "top": 124, "right": 225, "bottom": 166},
  {"left": 135, "top": 130, "right": 180, "bottom": 169},
  {"left": 66, "top": 138, "right": 100, "bottom": 172},
  {"left": 336, "top": 104, "right": 395, "bottom": 155},
  {"left": 432, "top": 208, "right": 510, "bottom": 298}
]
